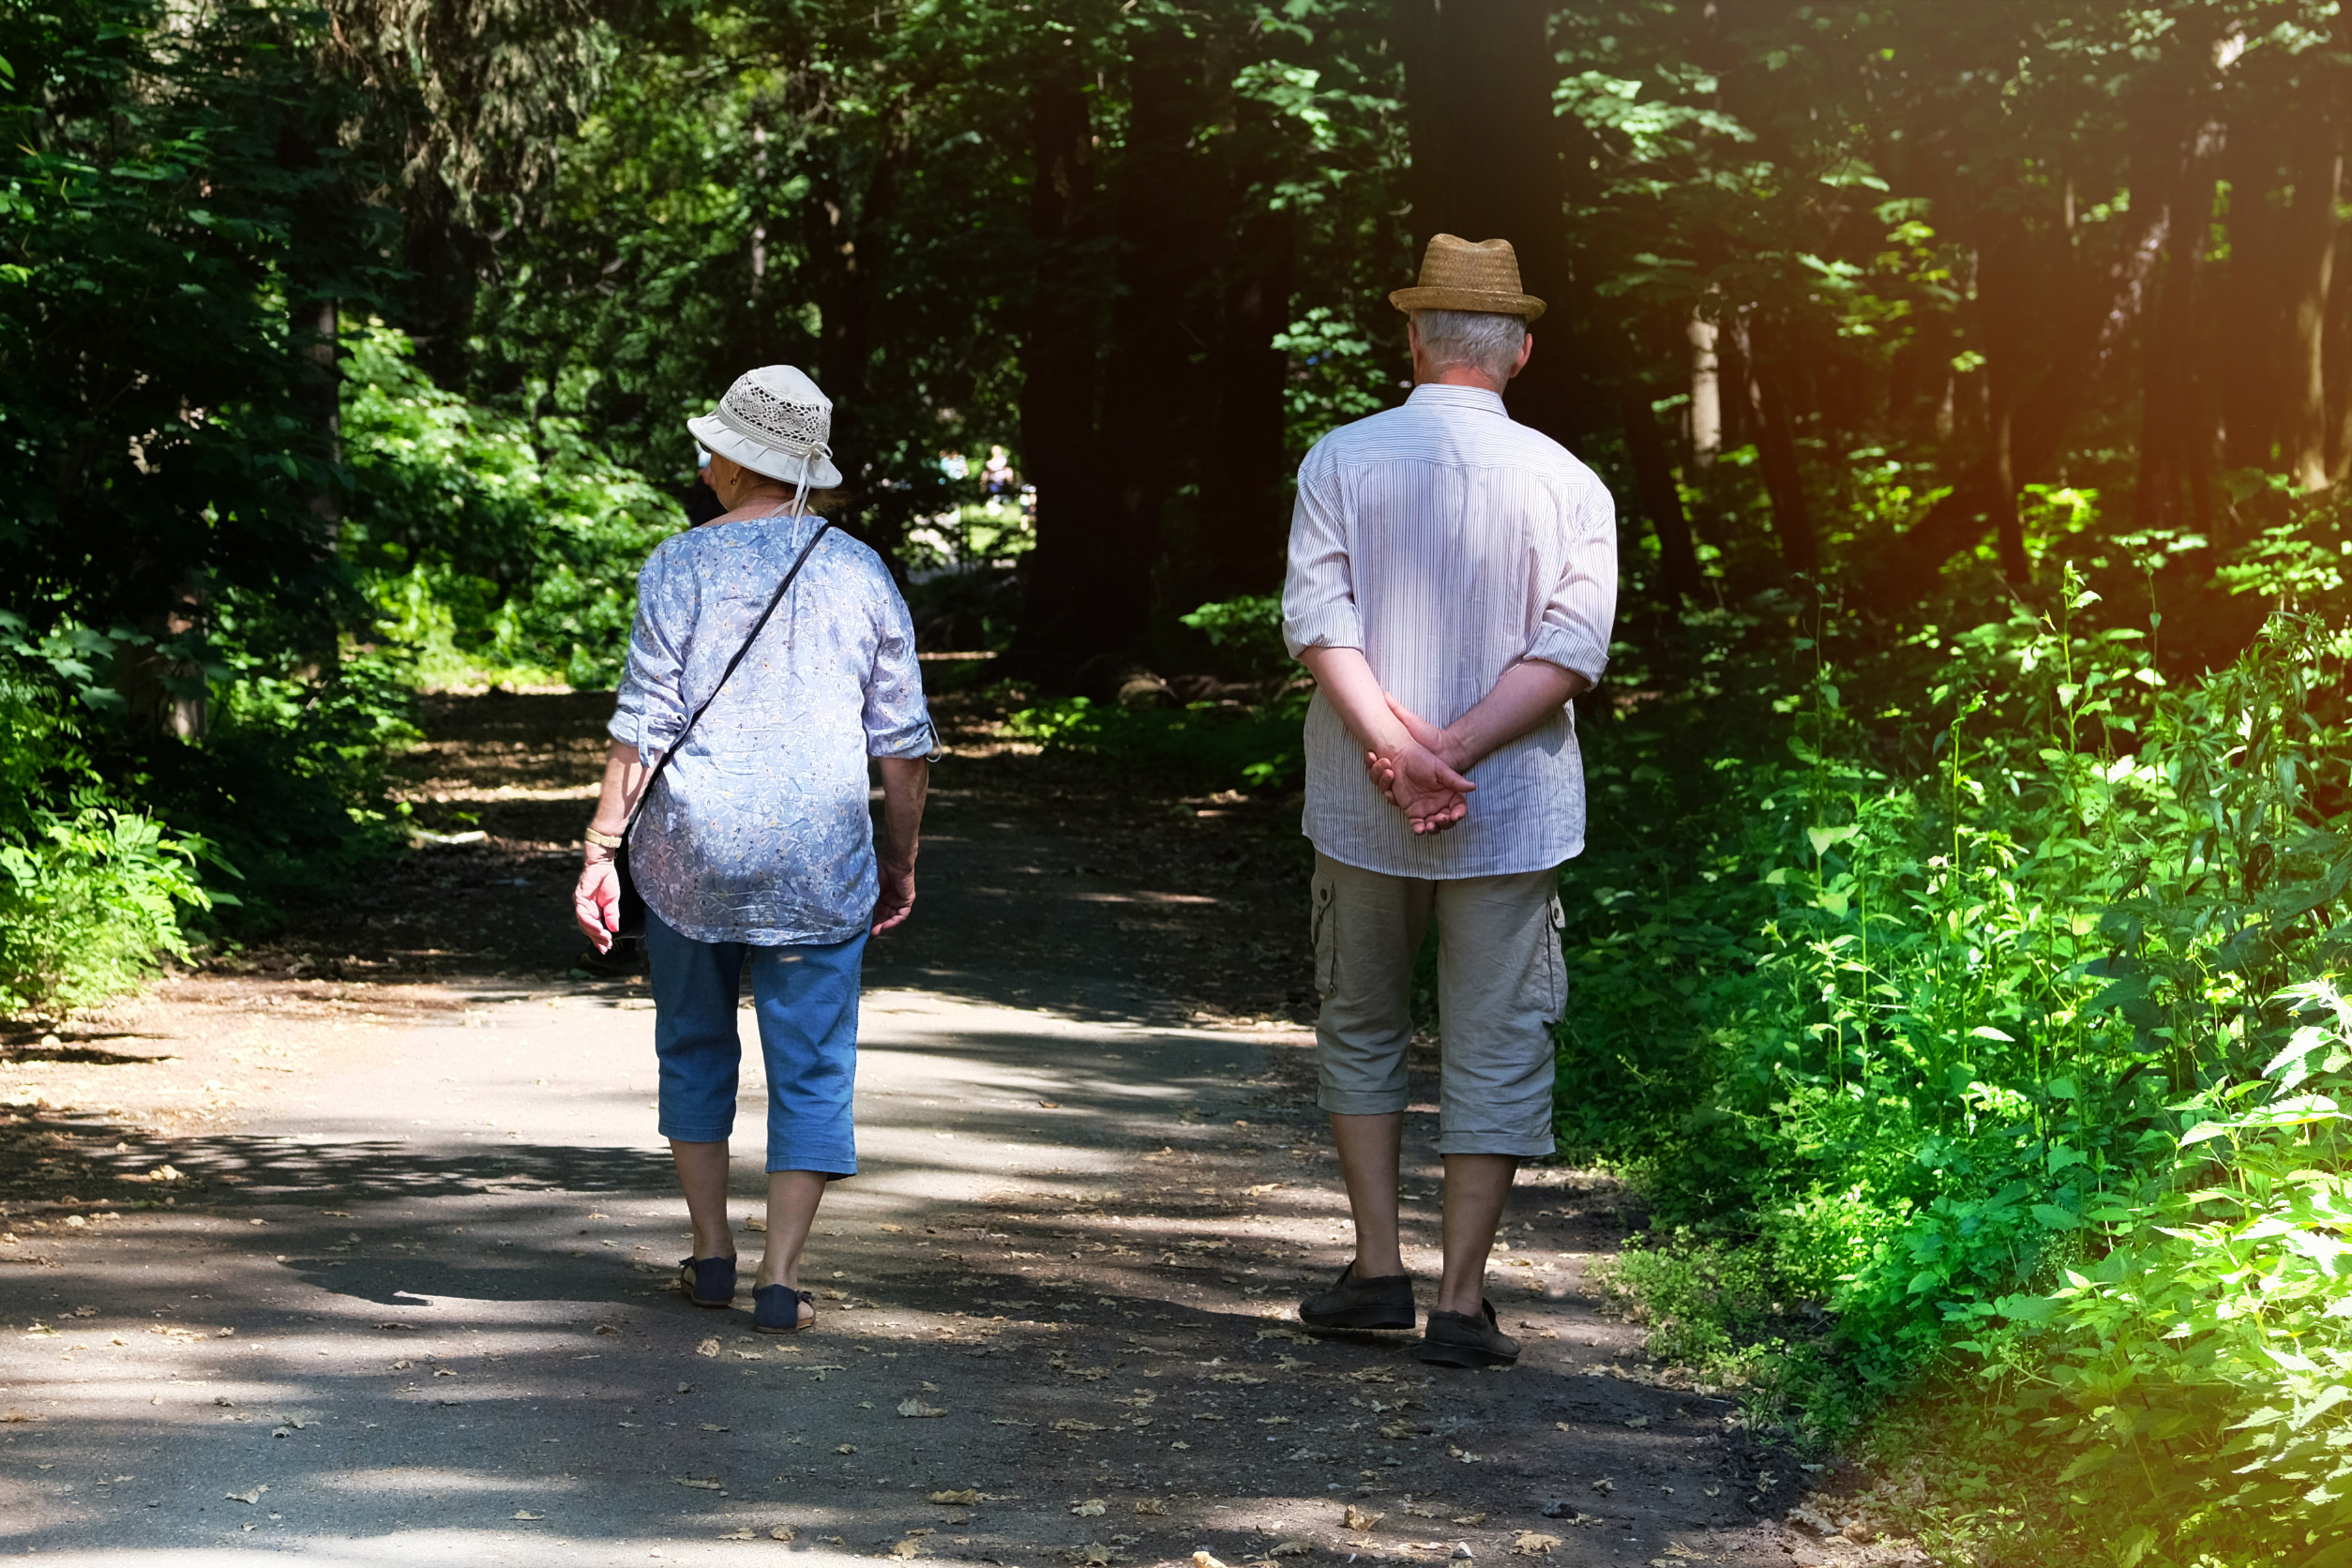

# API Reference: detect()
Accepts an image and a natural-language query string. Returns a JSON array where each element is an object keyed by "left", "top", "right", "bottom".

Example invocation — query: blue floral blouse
[{"left": 608, "top": 514, "right": 934, "bottom": 945}]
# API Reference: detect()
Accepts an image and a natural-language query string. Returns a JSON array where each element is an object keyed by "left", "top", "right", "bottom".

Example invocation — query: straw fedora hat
[
  {"left": 1388, "top": 234, "right": 1546, "bottom": 323},
  {"left": 687, "top": 365, "right": 845, "bottom": 491}
]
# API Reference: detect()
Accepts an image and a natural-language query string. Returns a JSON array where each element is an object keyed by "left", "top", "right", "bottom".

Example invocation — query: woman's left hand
[{"left": 575, "top": 860, "right": 621, "bottom": 952}]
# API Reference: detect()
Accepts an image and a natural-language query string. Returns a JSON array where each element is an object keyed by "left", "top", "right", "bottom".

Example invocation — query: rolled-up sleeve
[
  {"left": 861, "top": 570, "right": 935, "bottom": 759},
  {"left": 1525, "top": 475, "right": 1619, "bottom": 687},
  {"left": 609, "top": 547, "right": 691, "bottom": 765},
  {"left": 1281, "top": 446, "right": 1364, "bottom": 657}
]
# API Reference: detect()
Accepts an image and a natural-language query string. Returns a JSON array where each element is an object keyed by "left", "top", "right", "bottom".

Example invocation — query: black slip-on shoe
[
  {"left": 1300, "top": 1260, "right": 1416, "bottom": 1331},
  {"left": 1418, "top": 1298, "right": 1519, "bottom": 1367}
]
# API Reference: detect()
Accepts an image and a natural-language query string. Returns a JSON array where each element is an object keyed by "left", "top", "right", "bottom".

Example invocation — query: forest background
[{"left": 7, "top": 1, "right": 2352, "bottom": 1564}]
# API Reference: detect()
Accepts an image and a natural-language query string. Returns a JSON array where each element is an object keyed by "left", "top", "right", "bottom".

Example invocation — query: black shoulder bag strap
[{"left": 611, "top": 518, "right": 833, "bottom": 939}]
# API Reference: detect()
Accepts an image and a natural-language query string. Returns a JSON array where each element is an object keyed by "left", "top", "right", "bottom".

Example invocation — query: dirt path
[{"left": 0, "top": 683, "right": 1840, "bottom": 1567}]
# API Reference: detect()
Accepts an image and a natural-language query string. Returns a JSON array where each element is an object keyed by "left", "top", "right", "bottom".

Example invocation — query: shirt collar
[{"left": 1406, "top": 382, "right": 1510, "bottom": 416}]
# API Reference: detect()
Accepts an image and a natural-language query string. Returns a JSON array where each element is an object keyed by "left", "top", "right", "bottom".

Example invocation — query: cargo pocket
[
  {"left": 1541, "top": 894, "right": 1569, "bottom": 1023},
  {"left": 1311, "top": 871, "right": 1339, "bottom": 1000}
]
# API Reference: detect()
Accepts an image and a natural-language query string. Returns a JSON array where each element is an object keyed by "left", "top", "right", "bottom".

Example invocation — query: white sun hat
[{"left": 686, "top": 365, "right": 844, "bottom": 493}]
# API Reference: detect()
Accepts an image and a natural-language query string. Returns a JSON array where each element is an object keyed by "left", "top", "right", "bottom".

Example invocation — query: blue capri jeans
[{"left": 644, "top": 910, "right": 867, "bottom": 1176}]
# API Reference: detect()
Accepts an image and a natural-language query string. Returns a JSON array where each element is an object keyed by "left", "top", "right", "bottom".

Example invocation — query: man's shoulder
[{"left": 1305, "top": 400, "right": 1607, "bottom": 494}]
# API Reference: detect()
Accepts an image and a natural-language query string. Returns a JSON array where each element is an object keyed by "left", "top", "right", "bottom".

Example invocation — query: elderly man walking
[{"left": 1284, "top": 235, "right": 1618, "bottom": 1368}]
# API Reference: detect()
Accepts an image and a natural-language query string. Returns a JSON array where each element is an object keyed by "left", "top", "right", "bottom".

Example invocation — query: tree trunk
[
  {"left": 1013, "top": 21, "right": 1225, "bottom": 679},
  {"left": 1198, "top": 201, "right": 1298, "bottom": 600},
  {"left": 1686, "top": 309, "right": 1721, "bottom": 469},
  {"left": 1978, "top": 206, "right": 2034, "bottom": 584},
  {"left": 2291, "top": 127, "right": 2342, "bottom": 490},
  {"left": 1619, "top": 370, "right": 1703, "bottom": 601},
  {"left": 1009, "top": 53, "right": 1108, "bottom": 675},
  {"left": 1394, "top": 0, "right": 1578, "bottom": 443},
  {"left": 802, "top": 107, "right": 912, "bottom": 550},
  {"left": 1746, "top": 325, "right": 1817, "bottom": 578}
]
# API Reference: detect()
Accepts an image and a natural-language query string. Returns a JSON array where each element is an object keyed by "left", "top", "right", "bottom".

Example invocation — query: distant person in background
[
  {"left": 683, "top": 447, "right": 729, "bottom": 527},
  {"left": 1282, "top": 235, "right": 1617, "bottom": 1368},
  {"left": 980, "top": 444, "right": 1017, "bottom": 503},
  {"left": 573, "top": 365, "right": 936, "bottom": 1334}
]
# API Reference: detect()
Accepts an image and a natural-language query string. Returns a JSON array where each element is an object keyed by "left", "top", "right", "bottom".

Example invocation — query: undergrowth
[{"left": 1561, "top": 562, "right": 2352, "bottom": 1565}]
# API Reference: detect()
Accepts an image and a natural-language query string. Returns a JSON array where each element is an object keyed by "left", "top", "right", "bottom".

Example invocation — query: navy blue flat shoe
[
  {"left": 752, "top": 1283, "right": 815, "bottom": 1334},
  {"left": 679, "top": 1254, "right": 738, "bottom": 1308}
]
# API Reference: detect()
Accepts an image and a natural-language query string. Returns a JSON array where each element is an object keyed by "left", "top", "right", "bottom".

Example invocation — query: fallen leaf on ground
[
  {"left": 880, "top": 1224, "right": 905, "bottom": 1233},
  {"left": 1591, "top": 1479, "right": 1614, "bottom": 1496},
  {"left": 696, "top": 1338, "right": 720, "bottom": 1358},
  {"left": 1380, "top": 1421, "right": 1425, "bottom": 1440},
  {"left": 771, "top": 1525, "right": 796, "bottom": 1540},
  {"left": 512, "top": 1510, "right": 545, "bottom": 1520},
  {"left": 1786, "top": 1504, "right": 1837, "bottom": 1536},
  {"left": 899, "top": 1398, "right": 947, "bottom": 1418},
  {"left": 701, "top": 1423, "right": 730, "bottom": 1432},
  {"left": 1255, "top": 1328, "right": 1314, "bottom": 1344},
  {"left": 992, "top": 1418, "right": 1035, "bottom": 1427},
  {"left": 1270, "top": 1541, "right": 1313, "bottom": 1558},
  {"left": 1053, "top": 1419, "right": 1108, "bottom": 1433},
  {"left": 226, "top": 1486, "right": 267, "bottom": 1505},
  {"left": 717, "top": 1528, "right": 754, "bottom": 1540},
  {"left": 891, "top": 1540, "right": 924, "bottom": 1559},
  {"left": 1452, "top": 1514, "right": 1486, "bottom": 1527},
  {"left": 746, "top": 1215, "right": 767, "bottom": 1231},
  {"left": 1259, "top": 1415, "right": 1293, "bottom": 1425},
  {"left": 1623, "top": 1415, "right": 1649, "bottom": 1429},
  {"left": 594, "top": 1323, "right": 621, "bottom": 1335},
  {"left": 928, "top": 1489, "right": 981, "bottom": 1505},
  {"left": 1135, "top": 1499, "right": 1168, "bottom": 1516},
  {"left": 1071, "top": 1545, "right": 1116, "bottom": 1566},
  {"left": 1345, "top": 1505, "right": 1383, "bottom": 1531},
  {"left": 1194, "top": 1554, "right": 1229, "bottom": 1568},
  {"left": 1, "top": 1410, "right": 37, "bottom": 1424},
  {"left": 1513, "top": 1534, "right": 1561, "bottom": 1556},
  {"left": 675, "top": 1476, "right": 722, "bottom": 1490},
  {"left": 1404, "top": 1503, "right": 1443, "bottom": 1519},
  {"left": 1207, "top": 1373, "right": 1265, "bottom": 1385},
  {"left": 1072, "top": 1500, "right": 1108, "bottom": 1516},
  {"left": 835, "top": 1444, "right": 857, "bottom": 1454}
]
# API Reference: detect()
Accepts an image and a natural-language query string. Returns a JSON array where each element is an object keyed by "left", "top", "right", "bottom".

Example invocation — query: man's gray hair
[{"left": 1411, "top": 309, "right": 1527, "bottom": 383}]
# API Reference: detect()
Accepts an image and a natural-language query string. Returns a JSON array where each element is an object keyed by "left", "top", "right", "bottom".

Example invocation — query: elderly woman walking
[{"left": 573, "top": 366, "right": 934, "bottom": 1334}]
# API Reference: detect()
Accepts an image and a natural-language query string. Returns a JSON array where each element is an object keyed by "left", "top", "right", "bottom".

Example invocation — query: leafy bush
[
  {"left": 341, "top": 320, "right": 686, "bottom": 688},
  {"left": 0, "top": 634, "right": 231, "bottom": 1014},
  {"left": 1178, "top": 596, "right": 1290, "bottom": 682},
  {"left": 1562, "top": 568, "right": 2352, "bottom": 1502},
  {"left": 1003, "top": 686, "right": 1311, "bottom": 792},
  {"left": 0, "top": 799, "right": 226, "bottom": 1015}
]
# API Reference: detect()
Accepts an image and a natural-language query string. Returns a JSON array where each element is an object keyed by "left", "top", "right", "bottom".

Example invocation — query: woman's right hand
[{"left": 575, "top": 859, "right": 621, "bottom": 952}]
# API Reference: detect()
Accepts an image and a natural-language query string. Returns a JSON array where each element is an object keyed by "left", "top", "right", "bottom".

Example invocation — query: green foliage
[
  {"left": 1002, "top": 685, "right": 1310, "bottom": 793},
  {"left": 340, "top": 321, "right": 685, "bottom": 687},
  {"left": 1177, "top": 596, "right": 1289, "bottom": 682},
  {"left": 1571, "top": 579, "right": 2352, "bottom": 1553},
  {"left": 0, "top": 637, "right": 230, "bottom": 1015},
  {"left": 0, "top": 799, "right": 225, "bottom": 1016}
]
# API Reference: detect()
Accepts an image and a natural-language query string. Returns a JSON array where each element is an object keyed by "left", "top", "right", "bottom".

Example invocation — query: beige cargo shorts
[{"left": 1308, "top": 851, "right": 1567, "bottom": 1157}]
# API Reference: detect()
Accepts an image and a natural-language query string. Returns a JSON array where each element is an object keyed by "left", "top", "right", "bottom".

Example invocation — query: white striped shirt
[{"left": 1281, "top": 384, "right": 1619, "bottom": 879}]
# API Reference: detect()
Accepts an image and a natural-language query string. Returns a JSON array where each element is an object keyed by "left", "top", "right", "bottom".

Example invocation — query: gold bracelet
[{"left": 583, "top": 825, "right": 626, "bottom": 850}]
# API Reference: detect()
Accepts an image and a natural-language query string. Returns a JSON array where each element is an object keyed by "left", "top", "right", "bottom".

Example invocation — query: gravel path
[{"left": 0, "top": 686, "right": 1817, "bottom": 1566}]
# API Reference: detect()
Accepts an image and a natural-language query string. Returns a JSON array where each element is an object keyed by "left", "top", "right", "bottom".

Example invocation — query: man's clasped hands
[{"left": 1363, "top": 694, "right": 1479, "bottom": 837}]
